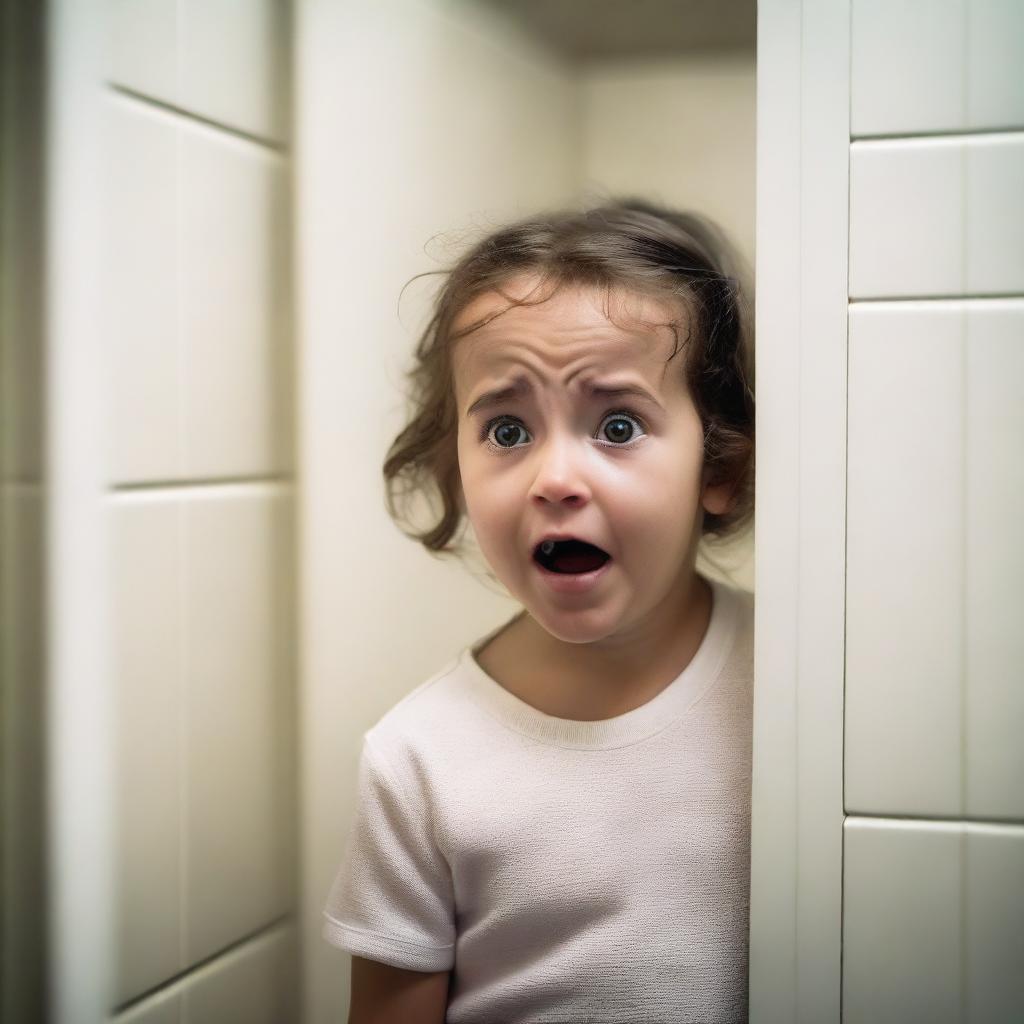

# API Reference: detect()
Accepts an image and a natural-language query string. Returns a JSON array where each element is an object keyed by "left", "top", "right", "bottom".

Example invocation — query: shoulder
[
  {"left": 366, "top": 653, "right": 466, "bottom": 746},
  {"left": 361, "top": 631, "right": 502, "bottom": 774},
  {"left": 354, "top": 635, "right": 516, "bottom": 823},
  {"left": 367, "top": 614, "right": 517, "bottom": 743}
]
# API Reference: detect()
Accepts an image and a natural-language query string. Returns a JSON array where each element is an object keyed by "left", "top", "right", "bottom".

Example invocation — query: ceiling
[{"left": 476, "top": 0, "right": 756, "bottom": 61}]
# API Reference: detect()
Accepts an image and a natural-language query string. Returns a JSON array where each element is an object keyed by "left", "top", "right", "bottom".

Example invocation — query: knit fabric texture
[{"left": 323, "top": 576, "right": 754, "bottom": 1023}]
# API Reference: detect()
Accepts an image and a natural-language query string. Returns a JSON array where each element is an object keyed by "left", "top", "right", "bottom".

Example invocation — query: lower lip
[{"left": 532, "top": 559, "right": 613, "bottom": 594}]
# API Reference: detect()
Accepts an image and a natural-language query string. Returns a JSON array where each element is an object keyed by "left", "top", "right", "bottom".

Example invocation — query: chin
[{"left": 528, "top": 605, "right": 621, "bottom": 645}]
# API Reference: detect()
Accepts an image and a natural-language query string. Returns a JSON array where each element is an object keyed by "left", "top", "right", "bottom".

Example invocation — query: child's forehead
[{"left": 449, "top": 276, "right": 686, "bottom": 378}]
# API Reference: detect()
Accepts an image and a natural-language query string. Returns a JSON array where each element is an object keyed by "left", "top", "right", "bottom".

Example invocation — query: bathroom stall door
[
  {"left": 750, "top": 1, "right": 1024, "bottom": 1020},
  {"left": 749, "top": 2, "right": 847, "bottom": 1019}
]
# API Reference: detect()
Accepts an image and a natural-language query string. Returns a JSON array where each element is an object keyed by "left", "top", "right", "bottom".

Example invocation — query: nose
[{"left": 527, "top": 434, "right": 592, "bottom": 507}]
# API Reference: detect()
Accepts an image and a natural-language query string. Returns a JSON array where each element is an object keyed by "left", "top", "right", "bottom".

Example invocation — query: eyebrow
[{"left": 465, "top": 378, "right": 664, "bottom": 417}]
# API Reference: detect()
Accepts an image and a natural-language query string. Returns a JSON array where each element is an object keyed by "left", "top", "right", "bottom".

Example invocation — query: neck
[{"left": 488, "top": 571, "right": 714, "bottom": 721}]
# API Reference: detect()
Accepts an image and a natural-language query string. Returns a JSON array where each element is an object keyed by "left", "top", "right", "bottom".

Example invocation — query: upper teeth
[{"left": 541, "top": 540, "right": 556, "bottom": 555}]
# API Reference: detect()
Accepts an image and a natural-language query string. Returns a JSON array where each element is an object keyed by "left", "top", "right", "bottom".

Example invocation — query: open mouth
[{"left": 533, "top": 538, "right": 611, "bottom": 575}]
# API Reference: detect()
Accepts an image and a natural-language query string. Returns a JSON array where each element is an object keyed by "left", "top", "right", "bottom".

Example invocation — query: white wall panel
[
  {"left": 965, "top": 136, "right": 1024, "bottom": 295},
  {"left": 111, "top": 499, "right": 183, "bottom": 1003},
  {"left": 182, "top": 928, "right": 293, "bottom": 1024},
  {"left": 112, "top": 928, "right": 295, "bottom": 1024},
  {"left": 851, "top": 0, "right": 1024, "bottom": 137},
  {"left": 106, "top": 103, "right": 288, "bottom": 486},
  {"left": 850, "top": 0, "right": 964, "bottom": 137},
  {"left": 968, "top": 1, "right": 1024, "bottom": 130},
  {"left": 179, "top": 0, "right": 288, "bottom": 143},
  {"left": 847, "top": 301, "right": 1024, "bottom": 821},
  {"left": 843, "top": 819, "right": 962, "bottom": 1024},
  {"left": 183, "top": 490, "right": 291, "bottom": 965},
  {"left": 965, "top": 825, "right": 1024, "bottom": 1019},
  {"left": 179, "top": 126, "right": 289, "bottom": 481},
  {"left": 107, "top": 0, "right": 178, "bottom": 107},
  {"left": 116, "top": 989, "right": 180, "bottom": 1024},
  {"left": 844, "top": 819, "right": 1024, "bottom": 1022},
  {"left": 105, "top": 97, "right": 179, "bottom": 483},
  {"left": 846, "top": 304, "right": 964, "bottom": 816},
  {"left": 965, "top": 302, "right": 1024, "bottom": 821},
  {"left": 850, "top": 135, "right": 1024, "bottom": 299},
  {"left": 849, "top": 139, "right": 963, "bottom": 299},
  {"left": 108, "top": 0, "right": 288, "bottom": 143},
  {"left": 111, "top": 490, "right": 293, "bottom": 994}
]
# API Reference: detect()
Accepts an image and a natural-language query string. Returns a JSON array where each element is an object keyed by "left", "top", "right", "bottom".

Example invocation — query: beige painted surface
[{"left": 579, "top": 53, "right": 756, "bottom": 268}]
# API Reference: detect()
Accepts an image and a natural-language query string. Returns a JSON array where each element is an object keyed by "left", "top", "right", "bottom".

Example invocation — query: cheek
[
  {"left": 464, "top": 477, "right": 514, "bottom": 535},
  {"left": 456, "top": 429, "right": 485, "bottom": 500},
  {"left": 615, "top": 448, "right": 704, "bottom": 538},
  {"left": 456, "top": 447, "right": 510, "bottom": 539}
]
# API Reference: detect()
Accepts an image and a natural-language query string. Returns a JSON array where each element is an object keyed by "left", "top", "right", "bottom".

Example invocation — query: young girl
[{"left": 323, "top": 198, "right": 756, "bottom": 1024}]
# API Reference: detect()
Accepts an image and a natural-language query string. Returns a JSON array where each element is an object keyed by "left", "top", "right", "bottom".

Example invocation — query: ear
[{"left": 700, "top": 472, "right": 736, "bottom": 516}]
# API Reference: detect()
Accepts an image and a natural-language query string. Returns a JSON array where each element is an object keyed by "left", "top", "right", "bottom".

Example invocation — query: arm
[{"left": 347, "top": 956, "right": 451, "bottom": 1024}]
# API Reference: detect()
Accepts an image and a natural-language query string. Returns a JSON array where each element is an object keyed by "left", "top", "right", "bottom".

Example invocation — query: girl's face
[{"left": 452, "top": 274, "right": 733, "bottom": 647}]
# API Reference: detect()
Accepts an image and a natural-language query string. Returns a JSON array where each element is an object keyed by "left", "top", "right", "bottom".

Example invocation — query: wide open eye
[
  {"left": 485, "top": 417, "right": 530, "bottom": 449},
  {"left": 599, "top": 411, "right": 645, "bottom": 445}
]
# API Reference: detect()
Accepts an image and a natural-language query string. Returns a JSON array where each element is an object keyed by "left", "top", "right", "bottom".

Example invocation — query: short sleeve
[{"left": 321, "top": 734, "right": 456, "bottom": 971}]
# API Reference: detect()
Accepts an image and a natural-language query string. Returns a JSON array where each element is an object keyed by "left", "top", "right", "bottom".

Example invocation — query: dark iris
[
  {"left": 494, "top": 422, "right": 525, "bottom": 447},
  {"left": 604, "top": 417, "right": 634, "bottom": 443}
]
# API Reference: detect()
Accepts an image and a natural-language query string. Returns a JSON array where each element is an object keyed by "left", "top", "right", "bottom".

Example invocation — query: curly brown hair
[{"left": 383, "top": 197, "right": 755, "bottom": 558}]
